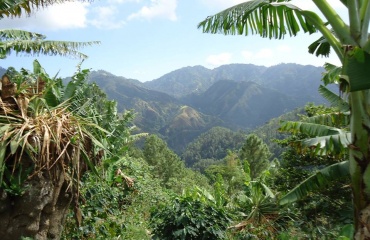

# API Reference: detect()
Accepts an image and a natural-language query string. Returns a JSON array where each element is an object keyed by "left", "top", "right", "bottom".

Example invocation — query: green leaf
[
  {"left": 0, "top": 142, "right": 6, "bottom": 185},
  {"left": 339, "top": 224, "right": 354, "bottom": 239},
  {"left": 0, "top": 29, "right": 99, "bottom": 59},
  {"left": 198, "top": 0, "right": 316, "bottom": 39},
  {"left": 10, "top": 140, "right": 19, "bottom": 155},
  {"left": 346, "top": 49, "right": 370, "bottom": 91},
  {"left": 63, "top": 70, "right": 89, "bottom": 101},
  {"left": 318, "top": 85, "right": 350, "bottom": 112},
  {"left": 308, "top": 35, "right": 331, "bottom": 57},
  {"left": 279, "top": 161, "right": 349, "bottom": 205},
  {"left": 80, "top": 148, "right": 99, "bottom": 177},
  {"left": 301, "top": 133, "right": 351, "bottom": 155},
  {"left": 261, "top": 182, "right": 275, "bottom": 198},
  {"left": 322, "top": 62, "right": 342, "bottom": 85},
  {"left": 280, "top": 121, "right": 345, "bottom": 137},
  {"left": 33, "top": 59, "right": 45, "bottom": 75},
  {"left": 303, "top": 112, "right": 350, "bottom": 128}
]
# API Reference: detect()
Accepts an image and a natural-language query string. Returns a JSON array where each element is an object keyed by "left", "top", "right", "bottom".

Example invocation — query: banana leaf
[{"left": 279, "top": 161, "right": 349, "bottom": 205}]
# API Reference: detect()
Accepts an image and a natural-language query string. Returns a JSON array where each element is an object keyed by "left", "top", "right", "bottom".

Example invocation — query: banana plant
[
  {"left": 0, "top": 29, "right": 99, "bottom": 59},
  {"left": 199, "top": 1, "right": 370, "bottom": 237},
  {"left": 0, "top": 1, "right": 99, "bottom": 59}
]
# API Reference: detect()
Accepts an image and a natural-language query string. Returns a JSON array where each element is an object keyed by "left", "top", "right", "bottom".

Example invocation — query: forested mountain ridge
[
  {"left": 143, "top": 64, "right": 267, "bottom": 98},
  {"left": 78, "top": 63, "right": 333, "bottom": 153},
  {"left": 181, "top": 80, "right": 302, "bottom": 129},
  {"left": 258, "top": 63, "right": 327, "bottom": 103},
  {"left": 87, "top": 70, "right": 181, "bottom": 133},
  {"left": 143, "top": 63, "right": 327, "bottom": 100},
  {"left": 158, "top": 106, "right": 224, "bottom": 153}
]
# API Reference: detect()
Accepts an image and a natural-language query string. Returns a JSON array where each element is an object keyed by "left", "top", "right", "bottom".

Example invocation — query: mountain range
[
  {"left": 87, "top": 63, "right": 333, "bottom": 153},
  {"left": 0, "top": 63, "right": 333, "bottom": 153}
]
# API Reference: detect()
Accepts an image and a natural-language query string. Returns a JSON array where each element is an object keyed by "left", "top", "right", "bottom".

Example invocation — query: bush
[{"left": 150, "top": 189, "right": 231, "bottom": 240}]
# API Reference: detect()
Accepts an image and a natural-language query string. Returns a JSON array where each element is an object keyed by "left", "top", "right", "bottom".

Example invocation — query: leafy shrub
[
  {"left": 62, "top": 156, "right": 168, "bottom": 239},
  {"left": 150, "top": 188, "right": 231, "bottom": 240}
]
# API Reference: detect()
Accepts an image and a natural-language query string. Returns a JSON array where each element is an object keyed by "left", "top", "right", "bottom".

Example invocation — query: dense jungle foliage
[
  {"left": 2, "top": 0, "right": 369, "bottom": 239},
  {"left": 0, "top": 62, "right": 354, "bottom": 239}
]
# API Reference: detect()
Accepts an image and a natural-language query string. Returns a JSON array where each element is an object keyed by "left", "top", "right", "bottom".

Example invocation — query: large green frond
[
  {"left": 279, "top": 121, "right": 345, "bottom": 137},
  {"left": 345, "top": 49, "right": 370, "bottom": 92},
  {"left": 300, "top": 133, "right": 351, "bottom": 156},
  {"left": 322, "top": 62, "right": 342, "bottom": 85},
  {"left": 0, "top": 29, "right": 45, "bottom": 41},
  {"left": 308, "top": 35, "right": 331, "bottom": 57},
  {"left": 198, "top": 0, "right": 316, "bottom": 39},
  {"left": 303, "top": 112, "right": 350, "bottom": 128},
  {"left": 318, "top": 85, "right": 349, "bottom": 112},
  {"left": 280, "top": 121, "right": 350, "bottom": 155},
  {"left": 0, "top": 39, "right": 100, "bottom": 59},
  {"left": 279, "top": 161, "right": 349, "bottom": 205}
]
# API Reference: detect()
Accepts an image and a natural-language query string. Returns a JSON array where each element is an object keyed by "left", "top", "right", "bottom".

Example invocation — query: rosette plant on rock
[{"left": 0, "top": 62, "right": 106, "bottom": 239}]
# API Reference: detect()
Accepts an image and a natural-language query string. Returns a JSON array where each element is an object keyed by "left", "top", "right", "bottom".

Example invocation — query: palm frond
[
  {"left": 318, "top": 85, "right": 349, "bottom": 111},
  {"left": 322, "top": 62, "right": 342, "bottom": 85},
  {"left": 0, "top": 29, "right": 45, "bottom": 41},
  {"left": 302, "top": 112, "right": 350, "bottom": 128},
  {"left": 308, "top": 35, "right": 331, "bottom": 57},
  {"left": 300, "top": 132, "right": 351, "bottom": 156},
  {"left": 279, "top": 121, "right": 345, "bottom": 137},
  {"left": 280, "top": 121, "right": 350, "bottom": 155},
  {"left": 0, "top": 39, "right": 100, "bottom": 59},
  {"left": 198, "top": 0, "right": 316, "bottom": 39},
  {"left": 0, "top": 0, "right": 87, "bottom": 18},
  {"left": 279, "top": 161, "right": 349, "bottom": 205}
]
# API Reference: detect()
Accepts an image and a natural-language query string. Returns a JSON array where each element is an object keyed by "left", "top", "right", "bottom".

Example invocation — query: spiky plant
[{"left": 0, "top": 62, "right": 106, "bottom": 239}]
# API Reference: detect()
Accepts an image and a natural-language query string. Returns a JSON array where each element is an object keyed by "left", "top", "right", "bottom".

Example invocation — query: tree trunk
[
  {"left": 350, "top": 90, "right": 370, "bottom": 239},
  {"left": 0, "top": 170, "right": 72, "bottom": 240}
]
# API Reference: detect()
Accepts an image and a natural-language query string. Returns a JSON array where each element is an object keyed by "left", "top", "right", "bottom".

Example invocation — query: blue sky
[{"left": 0, "top": 0, "right": 344, "bottom": 82}]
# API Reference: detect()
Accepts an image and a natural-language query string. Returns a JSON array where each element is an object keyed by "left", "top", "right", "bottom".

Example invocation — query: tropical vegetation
[
  {"left": 198, "top": 0, "right": 370, "bottom": 238},
  {"left": 1, "top": 0, "right": 369, "bottom": 239}
]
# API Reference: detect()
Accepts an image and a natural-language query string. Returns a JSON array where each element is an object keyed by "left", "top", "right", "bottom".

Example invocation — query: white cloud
[
  {"left": 241, "top": 50, "right": 253, "bottom": 60},
  {"left": 128, "top": 0, "right": 177, "bottom": 21},
  {"left": 290, "top": 1, "right": 316, "bottom": 10},
  {"left": 277, "top": 45, "right": 292, "bottom": 53},
  {"left": 255, "top": 48, "right": 273, "bottom": 59},
  {"left": 206, "top": 52, "right": 232, "bottom": 67},
  {"left": 292, "top": 0, "right": 345, "bottom": 10},
  {"left": 241, "top": 48, "right": 274, "bottom": 61},
  {"left": 88, "top": 6, "right": 126, "bottom": 29},
  {"left": 0, "top": 2, "right": 88, "bottom": 30},
  {"left": 201, "top": 0, "right": 249, "bottom": 11}
]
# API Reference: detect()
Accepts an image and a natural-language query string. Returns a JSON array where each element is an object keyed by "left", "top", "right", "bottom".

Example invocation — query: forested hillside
[
  {"left": 86, "top": 63, "right": 329, "bottom": 153},
  {"left": 181, "top": 80, "right": 300, "bottom": 128}
]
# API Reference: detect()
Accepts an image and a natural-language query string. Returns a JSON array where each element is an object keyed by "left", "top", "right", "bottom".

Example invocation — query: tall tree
[
  {"left": 198, "top": 1, "right": 370, "bottom": 238},
  {"left": 143, "top": 135, "right": 185, "bottom": 187},
  {"left": 240, "top": 134, "right": 271, "bottom": 179}
]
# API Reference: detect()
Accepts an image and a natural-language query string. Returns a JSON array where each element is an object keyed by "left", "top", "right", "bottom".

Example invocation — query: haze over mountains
[{"left": 86, "top": 63, "right": 332, "bottom": 153}]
